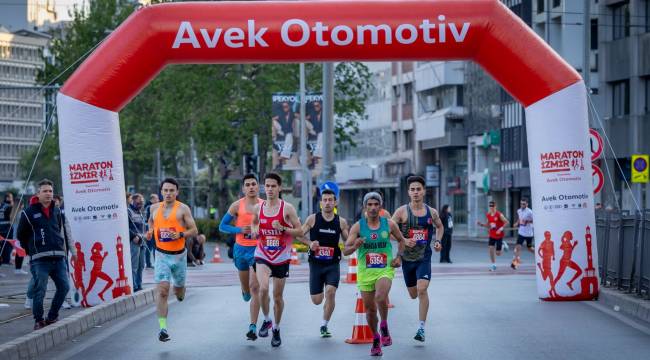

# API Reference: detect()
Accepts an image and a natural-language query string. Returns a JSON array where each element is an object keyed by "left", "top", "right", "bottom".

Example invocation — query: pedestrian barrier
[
  {"left": 210, "top": 246, "right": 223, "bottom": 263},
  {"left": 290, "top": 246, "right": 301, "bottom": 265},
  {"left": 595, "top": 209, "right": 650, "bottom": 299},
  {"left": 343, "top": 252, "right": 358, "bottom": 284},
  {"left": 345, "top": 291, "right": 374, "bottom": 344}
]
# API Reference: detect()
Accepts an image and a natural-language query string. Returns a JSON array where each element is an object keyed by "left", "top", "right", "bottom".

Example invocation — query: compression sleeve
[{"left": 219, "top": 213, "right": 241, "bottom": 234}]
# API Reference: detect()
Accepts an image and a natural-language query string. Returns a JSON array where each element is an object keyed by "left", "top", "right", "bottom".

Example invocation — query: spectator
[
  {"left": 12, "top": 200, "right": 28, "bottom": 274},
  {"left": 143, "top": 193, "right": 159, "bottom": 269},
  {"left": 17, "top": 179, "right": 76, "bottom": 330},
  {"left": 128, "top": 193, "right": 146, "bottom": 292},
  {"left": 187, "top": 234, "right": 206, "bottom": 266},
  {"left": 0, "top": 192, "right": 14, "bottom": 270},
  {"left": 439, "top": 205, "right": 453, "bottom": 263}
]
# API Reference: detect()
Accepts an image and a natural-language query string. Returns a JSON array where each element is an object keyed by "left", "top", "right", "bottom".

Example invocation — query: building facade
[
  {"left": 597, "top": 0, "right": 650, "bottom": 210},
  {"left": 0, "top": 26, "right": 49, "bottom": 189}
]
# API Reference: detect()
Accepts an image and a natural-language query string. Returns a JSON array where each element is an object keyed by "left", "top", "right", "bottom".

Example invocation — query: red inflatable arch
[{"left": 58, "top": 0, "right": 598, "bottom": 304}]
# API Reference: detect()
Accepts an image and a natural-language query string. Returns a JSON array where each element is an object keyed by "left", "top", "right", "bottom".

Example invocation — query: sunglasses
[{"left": 489, "top": 204, "right": 495, "bottom": 207}]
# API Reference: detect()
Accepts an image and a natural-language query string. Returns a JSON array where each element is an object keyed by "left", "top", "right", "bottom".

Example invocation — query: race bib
[
  {"left": 315, "top": 246, "right": 334, "bottom": 260},
  {"left": 158, "top": 227, "right": 176, "bottom": 242},
  {"left": 365, "top": 253, "right": 387, "bottom": 268},
  {"left": 489, "top": 222, "right": 496, "bottom": 229},
  {"left": 409, "top": 228, "right": 429, "bottom": 245},
  {"left": 264, "top": 236, "right": 282, "bottom": 251}
]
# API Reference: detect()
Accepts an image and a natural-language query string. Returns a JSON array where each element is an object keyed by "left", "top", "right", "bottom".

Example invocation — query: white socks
[
  {"left": 419, "top": 321, "right": 425, "bottom": 330},
  {"left": 322, "top": 320, "right": 329, "bottom": 327}
]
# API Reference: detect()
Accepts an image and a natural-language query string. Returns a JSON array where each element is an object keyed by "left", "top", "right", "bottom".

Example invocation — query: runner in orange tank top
[
  {"left": 219, "top": 173, "right": 264, "bottom": 340},
  {"left": 146, "top": 178, "right": 197, "bottom": 343}
]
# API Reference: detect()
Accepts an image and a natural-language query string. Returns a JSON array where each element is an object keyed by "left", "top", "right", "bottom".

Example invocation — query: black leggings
[
  {"left": 440, "top": 233, "right": 452, "bottom": 262},
  {"left": 15, "top": 255, "right": 24, "bottom": 269}
]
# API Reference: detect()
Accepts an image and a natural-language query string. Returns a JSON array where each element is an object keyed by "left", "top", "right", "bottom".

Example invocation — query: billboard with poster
[{"left": 271, "top": 92, "right": 323, "bottom": 174}]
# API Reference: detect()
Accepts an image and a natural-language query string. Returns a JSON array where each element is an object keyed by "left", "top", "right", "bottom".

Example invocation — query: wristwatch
[{"left": 179, "top": 231, "right": 185, "bottom": 238}]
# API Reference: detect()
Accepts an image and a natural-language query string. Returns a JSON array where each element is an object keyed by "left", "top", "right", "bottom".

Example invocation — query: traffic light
[{"left": 244, "top": 154, "right": 258, "bottom": 175}]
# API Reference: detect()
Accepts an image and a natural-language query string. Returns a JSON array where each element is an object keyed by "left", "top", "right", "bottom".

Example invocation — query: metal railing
[{"left": 595, "top": 209, "right": 650, "bottom": 299}]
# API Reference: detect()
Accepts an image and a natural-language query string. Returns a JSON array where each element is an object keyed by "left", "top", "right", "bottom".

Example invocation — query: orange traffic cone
[
  {"left": 343, "top": 252, "right": 358, "bottom": 283},
  {"left": 290, "top": 246, "right": 301, "bottom": 265},
  {"left": 210, "top": 246, "right": 223, "bottom": 263},
  {"left": 345, "top": 292, "right": 374, "bottom": 344}
]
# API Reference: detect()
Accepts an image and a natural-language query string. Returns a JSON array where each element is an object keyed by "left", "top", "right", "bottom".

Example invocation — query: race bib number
[
  {"left": 158, "top": 227, "right": 176, "bottom": 242},
  {"left": 365, "top": 253, "right": 387, "bottom": 269},
  {"left": 315, "top": 246, "right": 334, "bottom": 260},
  {"left": 409, "top": 229, "right": 429, "bottom": 245},
  {"left": 489, "top": 222, "right": 496, "bottom": 229},
  {"left": 264, "top": 236, "right": 282, "bottom": 251}
]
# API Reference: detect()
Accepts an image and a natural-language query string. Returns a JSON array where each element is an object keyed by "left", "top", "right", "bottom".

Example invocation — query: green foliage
[
  {"left": 21, "top": 1, "right": 373, "bottom": 213},
  {"left": 195, "top": 218, "right": 220, "bottom": 242}
]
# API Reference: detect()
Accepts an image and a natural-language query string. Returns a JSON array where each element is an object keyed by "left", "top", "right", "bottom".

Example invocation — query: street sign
[
  {"left": 592, "top": 164, "right": 604, "bottom": 194},
  {"left": 631, "top": 154, "right": 649, "bottom": 183},
  {"left": 589, "top": 129, "right": 603, "bottom": 161},
  {"left": 425, "top": 165, "right": 440, "bottom": 187}
]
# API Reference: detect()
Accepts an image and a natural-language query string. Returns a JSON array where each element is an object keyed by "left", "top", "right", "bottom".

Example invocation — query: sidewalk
[{"left": 0, "top": 242, "right": 226, "bottom": 346}]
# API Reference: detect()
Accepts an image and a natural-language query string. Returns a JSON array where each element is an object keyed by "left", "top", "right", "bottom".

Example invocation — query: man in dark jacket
[
  {"left": 17, "top": 179, "right": 76, "bottom": 330},
  {"left": 128, "top": 193, "right": 146, "bottom": 291}
]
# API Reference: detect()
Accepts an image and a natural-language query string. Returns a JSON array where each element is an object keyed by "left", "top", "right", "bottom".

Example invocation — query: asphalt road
[{"left": 34, "top": 240, "right": 650, "bottom": 360}]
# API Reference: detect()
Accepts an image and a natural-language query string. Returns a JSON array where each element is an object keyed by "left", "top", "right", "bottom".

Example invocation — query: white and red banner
[
  {"left": 57, "top": 0, "right": 597, "bottom": 301},
  {"left": 525, "top": 82, "right": 599, "bottom": 300},
  {"left": 58, "top": 94, "right": 132, "bottom": 307}
]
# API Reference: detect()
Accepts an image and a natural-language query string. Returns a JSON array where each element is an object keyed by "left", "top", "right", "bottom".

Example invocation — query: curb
[
  {"left": 597, "top": 287, "right": 650, "bottom": 324},
  {"left": 0, "top": 288, "right": 156, "bottom": 360}
]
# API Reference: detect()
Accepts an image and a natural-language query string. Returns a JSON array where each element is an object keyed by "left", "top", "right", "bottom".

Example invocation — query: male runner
[
  {"left": 251, "top": 172, "right": 302, "bottom": 347},
  {"left": 299, "top": 188, "right": 350, "bottom": 337},
  {"left": 391, "top": 175, "right": 443, "bottom": 342},
  {"left": 147, "top": 178, "right": 198, "bottom": 342},
  {"left": 344, "top": 192, "right": 408, "bottom": 356},
  {"left": 219, "top": 173, "right": 263, "bottom": 340},
  {"left": 511, "top": 198, "right": 534, "bottom": 270},
  {"left": 477, "top": 201, "right": 509, "bottom": 271}
]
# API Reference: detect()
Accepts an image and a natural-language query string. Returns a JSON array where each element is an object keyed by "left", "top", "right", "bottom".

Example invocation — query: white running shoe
[
  {"left": 14, "top": 269, "right": 28, "bottom": 275},
  {"left": 62, "top": 300, "right": 72, "bottom": 309},
  {"left": 24, "top": 297, "right": 33, "bottom": 309},
  {"left": 490, "top": 264, "right": 497, "bottom": 272}
]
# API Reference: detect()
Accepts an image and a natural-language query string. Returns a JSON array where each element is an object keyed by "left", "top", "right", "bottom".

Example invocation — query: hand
[
  {"left": 433, "top": 241, "right": 442, "bottom": 252},
  {"left": 390, "top": 257, "right": 402, "bottom": 268},
  {"left": 241, "top": 225, "right": 251, "bottom": 234},
  {"left": 103, "top": 251, "right": 108, "bottom": 257},
  {"left": 171, "top": 231, "right": 181, "bottom": 240},
  {"left": 354, "top": 237, "right": 365, "bottom": 250},
  {"left": 309, "top": 240, "right": 320, "bottom": 252},
  {"left": 250, "top": 228, "right": 259, "bottom": 240},
  {"left": 70, "top": 254, "right": 78, "bottom": 263},
  {"left": 272, "top": 220, "right": 284, "bottom": 232},
  {"left": 146, "top": 229, "right": 153, "bottom": 240},
  {"left": 405, "top": 238, "right": 416, "bottom": 248},
  {"left": 476, "top": 221, "right": 482, "bottom": 226},
  {"left": 133, "top": 236, "right": 140, "bottom": 245}
]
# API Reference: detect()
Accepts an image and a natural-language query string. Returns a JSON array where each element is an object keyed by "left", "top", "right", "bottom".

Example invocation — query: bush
[{"left": 195, "top": 219, "right": 220, "bottom": 242}]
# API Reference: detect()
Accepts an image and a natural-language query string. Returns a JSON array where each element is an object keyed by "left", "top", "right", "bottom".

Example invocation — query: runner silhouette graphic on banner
[
  {"left": 537, "top": 231, "right": 558, "bottom": 298},
  {"left": 555, "top": 231, "right": 583, "bottom": 291},
  {"left": 70, "top": 242, "right": 88, "bottom": 307},
  {"left": 84, "top": 242, "right": 114, "bottom": 301}
]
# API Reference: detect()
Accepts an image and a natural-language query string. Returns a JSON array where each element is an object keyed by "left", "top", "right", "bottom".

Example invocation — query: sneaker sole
[{"left": 247, "top": 333, "right": 258, "bottom": 341}]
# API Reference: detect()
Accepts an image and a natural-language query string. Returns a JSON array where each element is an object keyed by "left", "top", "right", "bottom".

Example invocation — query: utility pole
[
  {"left": 320, "top": 62, "right": 335, "bottom": 183},
  {"left": 299, "top": 63, "right": 310, "bottom": 220},
  {"left": 583, "top": 0, "right": 591, "bottom": 93},
  {"left": 189, "top": 137, "right": 196, "bottom": 216},
  {"left": 545, "top": 0, "right": 551, "bottom": 44}
]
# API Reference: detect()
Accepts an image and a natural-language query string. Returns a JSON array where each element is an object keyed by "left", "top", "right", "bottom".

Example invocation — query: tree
[{"left": 22, "top": 1, "right": 373, "bottom": 215}]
